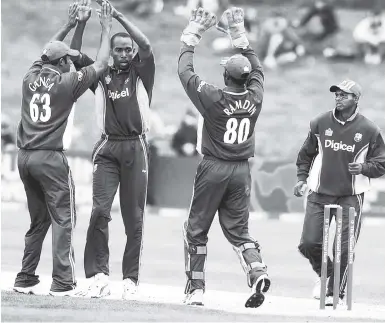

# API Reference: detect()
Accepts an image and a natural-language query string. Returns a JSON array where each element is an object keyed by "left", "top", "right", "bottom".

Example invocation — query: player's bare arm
[
  {"left": 70, "top": 0, "right": 92, "bottom": 52},
  {"left": 50, "top": 2, "right": 79, "bottom": 42},
  {"left": 92, "top": 2, "right": 112, "bottom": 76},
  {"left": 96, "top": 0, "right": 152, "bottom": 59}
]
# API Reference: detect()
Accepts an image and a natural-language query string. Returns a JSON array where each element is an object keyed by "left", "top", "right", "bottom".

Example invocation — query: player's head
[
  {"left": 221, "top": 54, "right": 251, "bottom": 88},
  {"left": 330, "top": 79, "right": 362, "bottom": 112},
  {"left": 110, "top": 32, "right": 135, "bottom": 70},
  {"left": 41, "top": 41, "right": 79, "bottom": 73}
]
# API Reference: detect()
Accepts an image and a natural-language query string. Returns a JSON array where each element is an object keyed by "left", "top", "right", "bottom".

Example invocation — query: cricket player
[
  {"left": 294, "top": 79, "right": 385, "bottom": 305},
  {"left": 13, "top": 2, "right": 112, "bottom": 296},
  {"left": 70, "top": 0, "right": 155, "bottom": 299},
  {"left": 178, "top": 7, "right": 270, "bottom": 308}
]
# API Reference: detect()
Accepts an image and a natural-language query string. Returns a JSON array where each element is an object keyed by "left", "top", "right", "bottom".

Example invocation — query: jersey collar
[
  {"left": 111, "top": 64, "right": 130, "bottom": 74},
  {"left": 333, "top": 106, "right": 359, "bottom": 125},
  {"left": 41, "top": 64, "right": 61, "bottom": 75},
  {"left": 223, "top": 86, "right": 248, "bottom": 95}
]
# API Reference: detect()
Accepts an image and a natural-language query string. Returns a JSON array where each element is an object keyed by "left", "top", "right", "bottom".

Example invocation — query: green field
[{"left": 2, "top": 0, "right": 384, "bottom": 157}]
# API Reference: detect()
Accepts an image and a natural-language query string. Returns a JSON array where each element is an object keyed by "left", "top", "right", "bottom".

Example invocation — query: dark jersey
[
  {"left": 178, "top": 45, "right": 264, "bottom": 161},
  {"left": 17, "top": 60, "right": 96, "bottom": 150},
  {"left": 297, "top": 110, "right": 385, "bottom": 196},
  {"left": 75, "top": 53, "right": 155, "bottom": 137}
]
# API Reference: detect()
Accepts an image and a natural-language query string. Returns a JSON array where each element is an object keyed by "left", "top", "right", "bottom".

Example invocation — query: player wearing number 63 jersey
[
  {"left": 14, "top": 2, "right": 112, "bottom": 297},
  {"left": 178, "top": 7, "right": 270, "bottom": 308}
]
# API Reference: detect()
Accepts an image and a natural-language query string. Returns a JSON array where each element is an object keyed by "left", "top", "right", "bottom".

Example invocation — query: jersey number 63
[{"left": 29, "top": 93, "right": 51, "bottom": 122}]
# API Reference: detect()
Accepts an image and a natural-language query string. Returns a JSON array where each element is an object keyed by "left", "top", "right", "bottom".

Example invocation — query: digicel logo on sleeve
[{"left": 325, "top": 139, "right": 355, "bottom": 152}]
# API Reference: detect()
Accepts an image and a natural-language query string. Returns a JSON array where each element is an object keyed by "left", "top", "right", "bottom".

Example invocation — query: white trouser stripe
[
  {"left": 68, "top": 169, "right": 76, "bottom": 285},
  {"left": 137, "top": 135, "right": 149, "bottom": 285},
  {"left": 92, "top": 137, "right": 108, "bottom": 164}
]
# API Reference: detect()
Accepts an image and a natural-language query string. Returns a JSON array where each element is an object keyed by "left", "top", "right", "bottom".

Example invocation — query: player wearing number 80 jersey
[
  {"left": 178, "top": 7, "right": 270, "bottom": 308},
  {"left": 14, "top": 2, "right": 112, "bottom": 296}
]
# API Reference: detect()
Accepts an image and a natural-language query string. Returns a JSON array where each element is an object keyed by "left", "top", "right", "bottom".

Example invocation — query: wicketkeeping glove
[
  {"left": 219, "top": 7, "right": 249, "bottom": 49},
  {"left": 181, "top": 8, "right": 217, "bottom": 46}
]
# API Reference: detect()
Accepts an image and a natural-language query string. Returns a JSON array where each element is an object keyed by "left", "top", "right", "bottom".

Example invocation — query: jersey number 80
[
  {"left": 223, "top": 117, "right": 250, "bottom": 144},
  {"left": 29, "top": 93, "right": 51, "bottom": 122}
]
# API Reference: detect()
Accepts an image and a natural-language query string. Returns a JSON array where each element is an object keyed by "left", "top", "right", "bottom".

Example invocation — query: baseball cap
[
  {"left": 41, "top": 41, "right": 80, "bottom": 62},
  {"left": 221, "top": 54, "right": 252, "bottom": 80},
  {"left": 329, "top": 79, "right": 362, "bottom": 98}
]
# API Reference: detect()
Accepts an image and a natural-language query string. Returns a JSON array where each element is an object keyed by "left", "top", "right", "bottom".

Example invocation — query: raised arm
[
  {"left": 50, "top": 3, "right": 79, "bottom": 42},
  {"left": 221, "top": 8, "right": 265, "bottom": 100},
  {"left": 96, "top": 0, "right": 152, "bottom": 59},
  {"left": 25, "top": 3, "right": 79, "bottom": 78},
  {"left": 92, "top": 2, "right": 112, "bottom": 77},
  {"left": 178, "top": 8, "right": 219, "bottom": 115},
  {"left": 70, "top": 0, "right": 92, "bottom": 51},
  {"left": 67, "top": 1, "right": 113, "bottom": 102}
]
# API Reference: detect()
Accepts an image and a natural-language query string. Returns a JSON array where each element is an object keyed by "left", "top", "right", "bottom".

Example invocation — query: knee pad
[
  {"left": 233, "top": 242, "right": 267, "bottom": 287},
  {"left": 183, "top": 222, "right": 207, "bottom": 292}
]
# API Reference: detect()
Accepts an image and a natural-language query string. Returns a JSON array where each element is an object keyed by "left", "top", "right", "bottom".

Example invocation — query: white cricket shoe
[
  {"left": 183, "top": 289, "right": 204, "bottom": 306},
  {"left": 312, "top": 277, "right": 321, "bottom": 299},
  {"left": 14, "top": 284, "right": 39, "bottom": 295},
  {"left": 49, "top": 288, "right": 78, "bottom": 297},
  {"left": 122, "top": 278, "right": 138, "bottom": 300},
  {"left": 76, "top": 273, "right": 110, "bottom": 298},
  {"left": 245, "top": 274, "right": 271, "bottom": 308},
  {"left": 325, "top": 295, "right": 345, "bottom": 307},
  {"left": 313, "top": 277, "right": 330, "bottom": 300}
]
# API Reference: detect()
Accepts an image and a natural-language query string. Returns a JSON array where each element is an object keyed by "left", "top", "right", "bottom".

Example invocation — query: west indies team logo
[
  {"left": 105, "top": 75, "right": 111, "bottom": 84},
  {"left": 354, "top": 133, "right": 362, "bottom": 142},
  {"left": 325, "top": 128, "right": 333, "bottom": 136}
]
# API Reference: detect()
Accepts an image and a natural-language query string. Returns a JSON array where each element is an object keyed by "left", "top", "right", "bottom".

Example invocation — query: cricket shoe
[
  {"left": 13, "top": 273, "right": 40, "bottom": 295},
  {"left": 49, "top": 286, "right": 78, "bottom": 297},
  {"left": 183, "top": 289, "right": 204, "bottom": 306},
  {"left": 325, "top": 294, "right": 345, "bottom": 307},
  {"left": 312, "top": 276, "right": 331, "bottom": 299},
  {"left": 245, "top": 274, "right": 271, "bottom": 308},
  {"left": 122, "top": 278, "right": 138, "bottom": 300},
  {"left": 76, "top": 273, "right": 110, "bottom": 298}
]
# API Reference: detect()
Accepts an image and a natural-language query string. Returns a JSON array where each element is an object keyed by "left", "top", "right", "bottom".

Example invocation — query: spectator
[
  {"left": 171, "top": 109, "right": 199, "bottom": 157},
  {"left": 258, "top": 10, "right": 305, "bottom": 69},
  {"left": 122, "top": 0, "right": 163, "bottom": 17},
  {"left": 353, "top": 8, "right": 385, "bottom": 65},
  {"left": 293, "top": 1, "right": 339, "bottom": 42}
]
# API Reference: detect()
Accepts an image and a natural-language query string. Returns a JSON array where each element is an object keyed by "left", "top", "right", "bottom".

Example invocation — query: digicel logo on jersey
[
  {"left": 108, "top": 88, "right": 129, "bottom": 101},
  {"left": 325, "top": 139, "right": 355, "bottom": 152}
]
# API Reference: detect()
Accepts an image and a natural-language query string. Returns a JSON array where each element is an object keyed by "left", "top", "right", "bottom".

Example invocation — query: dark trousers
[
  {"left": 298, "top": 190, "right": 364, "bottom": 297},
  {"left": 17, "top": 149, "right": 76, "bottom": 291},
  {"left": 184, "top": 156, "right": 267, "bottom": 293},
  {"left": 84, "top": 135, "right": 149, "bottom": 283}
]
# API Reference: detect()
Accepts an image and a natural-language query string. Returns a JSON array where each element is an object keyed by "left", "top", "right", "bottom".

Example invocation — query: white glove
[
  {"left": 220, "top": 7, "right": 249, "bottom": 49},
  {"left": 181, "top": 8, "right": 217, "bottom": 46}
]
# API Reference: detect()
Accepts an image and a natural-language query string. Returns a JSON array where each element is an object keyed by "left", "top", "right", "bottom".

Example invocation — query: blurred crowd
[
  {"left": 175, "top": 0, "right": 385, "bottom": 68},
  {"left": 2, "top": 0, "right": 385, "bottom": 159}
]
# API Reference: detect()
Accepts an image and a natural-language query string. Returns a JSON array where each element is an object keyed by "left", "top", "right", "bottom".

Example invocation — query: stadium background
[{"left": 2, "top": 0, "right": 385, "bottom": 217}]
